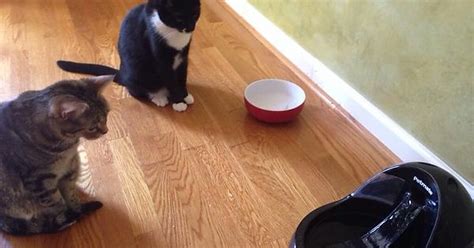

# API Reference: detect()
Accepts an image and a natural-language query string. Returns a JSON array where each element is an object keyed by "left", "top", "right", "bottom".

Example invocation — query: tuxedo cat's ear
[
  {"left": 154, "top": 0, "right": 172, "bottom": 8},
  {"left": 49, "top": 95, "right": 90, "bottom": 120},
  {"left": 149, "top": 0, "right": 164, "bottom": 7},
  {"left": 84, "top": 75, "right": 114, "bottom": 94},
  {"left": 165, "top": 0, "right": 173, "bottom": 7}
]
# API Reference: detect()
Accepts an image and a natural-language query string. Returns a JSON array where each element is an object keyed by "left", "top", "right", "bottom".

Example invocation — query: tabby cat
[
  {"left": 0, "top": 75, "right": 113, "bottom": 235},
  {"left": 57, "top": 0, "right": 201, "bottom": 112}
]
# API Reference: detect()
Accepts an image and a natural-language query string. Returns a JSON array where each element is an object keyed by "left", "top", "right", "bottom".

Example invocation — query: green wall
[{"left": 249, "top": 0, "right": 473, "bottom": 182}]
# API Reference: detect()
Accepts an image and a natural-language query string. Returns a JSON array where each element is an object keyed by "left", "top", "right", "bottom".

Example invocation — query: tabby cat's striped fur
[{"left": 0, "top": 75, "right": 112, "bottom": 235}]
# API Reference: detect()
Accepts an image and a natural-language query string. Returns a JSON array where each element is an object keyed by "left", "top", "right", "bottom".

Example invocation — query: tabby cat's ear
[
  {"left": 49, "top": 95, "right": 89, "bottom": 120},
  {"left": 84, "top": 75, "right": 114, "bottom": 94}
]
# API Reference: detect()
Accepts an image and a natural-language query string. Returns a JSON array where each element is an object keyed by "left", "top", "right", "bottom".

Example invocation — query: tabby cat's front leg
[
  {"left": 58, "top": 169, "right": 81, "bottom": 211},
  {"left": 58, "top": 156, "right": 103, "bottom": 216},
  {"left": 23, "top": 173, "right": 79, "bottom": 231},
  {"left": 23, "top": 173, "right": 65, "bottom": 210}
]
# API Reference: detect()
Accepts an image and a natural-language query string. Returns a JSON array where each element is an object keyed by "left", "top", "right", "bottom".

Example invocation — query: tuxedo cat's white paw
[
  {"left": 150, "top": 89, "right": 169, "bottom": 107},
  {"left": 151, "top": 96, "right": 169, "bottom": 107},
  {"left": 172, "top": 103, "right": 188, "bottom": 112},
  {"left": 184, "top": 94, "right": 194, "bottom": 104}
]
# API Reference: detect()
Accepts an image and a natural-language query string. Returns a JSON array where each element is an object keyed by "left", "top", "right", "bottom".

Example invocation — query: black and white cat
[{"left": 57, "top": 0, "right": 201, "bottom": 112}]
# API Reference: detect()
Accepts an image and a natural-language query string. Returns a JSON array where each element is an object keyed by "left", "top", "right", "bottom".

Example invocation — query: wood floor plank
[
  {"left": 141, "top": 134, "right": 235, "bottom": 247},
  {"left": 0, "top": 0, "right": 399, "bottom": 247},
  {"left": 187, "top": 144, "right": 273, "bottom": 246},
  {"left": 109, "top": 137, "right": 160, "bottom": 236}
]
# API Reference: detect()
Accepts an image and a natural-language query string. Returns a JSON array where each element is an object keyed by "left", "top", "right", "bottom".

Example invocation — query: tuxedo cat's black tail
[{"left": 57, "top": 60, "right": 118, "bottom": 76}]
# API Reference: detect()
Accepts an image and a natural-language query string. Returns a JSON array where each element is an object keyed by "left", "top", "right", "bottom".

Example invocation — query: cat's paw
[
  {"left": 151, "top": 95, "right": 169, "bottom": 107},
  {"left": 57, "top": 220, "right": 77, "bottom": 231},
  {"left": 172, "top": 102, "right": 188, "bottom": 112},
  {"left": 184, "top": 93, "right": 194, "bottom": 105},
  {"left": 55, "top": 210, "right": 80, "bottom": 231},
  {"left": 80, "top": 201, "right": 103, "bottom": 215},
  {"left": 150, "top": 89, "right": 169, "bottom": 107}
]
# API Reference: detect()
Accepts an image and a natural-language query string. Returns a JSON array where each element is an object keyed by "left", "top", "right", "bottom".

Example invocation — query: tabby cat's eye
[{"left": 88, "top": 127, "right": 98, "bottom": 132}]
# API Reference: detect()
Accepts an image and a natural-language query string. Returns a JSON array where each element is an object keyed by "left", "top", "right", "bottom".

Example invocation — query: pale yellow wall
[{"left": 249, "top": 0, "right": 473, "bottom": 182}]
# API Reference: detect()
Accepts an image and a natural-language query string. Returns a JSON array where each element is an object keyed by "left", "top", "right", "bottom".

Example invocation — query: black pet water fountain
[{"left": 290, "top": 162, "right": 473, "bottom": 248}]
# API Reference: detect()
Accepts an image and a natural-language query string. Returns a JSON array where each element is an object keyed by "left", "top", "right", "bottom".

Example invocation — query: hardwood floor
[{"left": 0, "top": 0, "right": 399, "bottom": 247}]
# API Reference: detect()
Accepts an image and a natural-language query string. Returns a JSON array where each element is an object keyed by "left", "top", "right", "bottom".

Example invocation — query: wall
[{"left": 248, "top": 0, "right": 473, "bottom": 182}]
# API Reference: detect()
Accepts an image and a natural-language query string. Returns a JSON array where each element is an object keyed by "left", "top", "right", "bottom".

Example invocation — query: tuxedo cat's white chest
[{"left": 150, "top": 11, "right": 192, "bottom": 51}]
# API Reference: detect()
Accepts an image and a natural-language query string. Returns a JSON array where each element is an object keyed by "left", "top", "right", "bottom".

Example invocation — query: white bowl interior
[{"left": 245, "top": 79, "right": 306, "bottom": 111}]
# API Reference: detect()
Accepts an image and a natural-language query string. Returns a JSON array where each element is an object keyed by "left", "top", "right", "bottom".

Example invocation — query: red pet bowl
[{"left": 244, "top": 79, "right": 306, "bottom": 123}]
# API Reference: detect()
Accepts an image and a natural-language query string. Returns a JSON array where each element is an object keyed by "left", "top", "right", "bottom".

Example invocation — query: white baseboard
[{"left": 226, "top": 0, "right": 473, "bottom": 198}]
